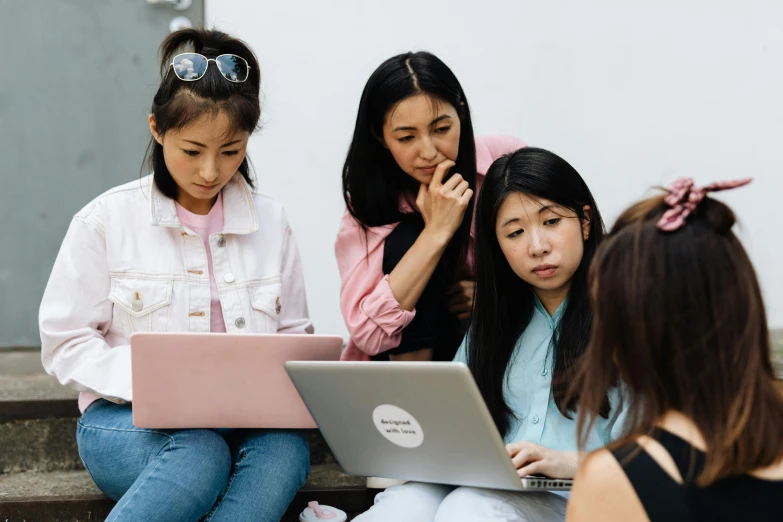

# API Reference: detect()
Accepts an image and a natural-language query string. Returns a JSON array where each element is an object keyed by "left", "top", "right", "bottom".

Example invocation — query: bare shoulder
[{"left": 566, "top": 448, "right": 649, "bottom": 522}]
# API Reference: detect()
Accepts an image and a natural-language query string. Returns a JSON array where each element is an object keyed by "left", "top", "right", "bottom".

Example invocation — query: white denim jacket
[{"left": 39, "top": 174, "right": 312, "bottom": 406}]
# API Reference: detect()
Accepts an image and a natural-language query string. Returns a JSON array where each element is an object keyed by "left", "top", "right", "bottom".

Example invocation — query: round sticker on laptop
[{"left": 372, "top": 404, "right": 424, "bottom": 448}]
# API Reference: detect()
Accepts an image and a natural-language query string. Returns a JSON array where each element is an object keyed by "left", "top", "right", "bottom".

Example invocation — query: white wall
[{"left": 207, "top": 0, "right": 783, "bottom": 333}]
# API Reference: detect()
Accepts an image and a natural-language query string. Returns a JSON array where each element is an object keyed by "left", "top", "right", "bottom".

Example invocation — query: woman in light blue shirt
[{"left": 355, "top": 147, "right": 625, "bottom": 522}]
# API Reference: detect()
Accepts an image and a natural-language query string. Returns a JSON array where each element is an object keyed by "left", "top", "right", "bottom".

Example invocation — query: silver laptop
[{"left": 285, "top": 361, "right": 572, "bottom": 491}]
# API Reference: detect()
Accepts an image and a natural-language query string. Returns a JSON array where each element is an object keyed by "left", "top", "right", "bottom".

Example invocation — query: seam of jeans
[
  {"left": 109, "top": 437, "right": 175, "bottom": 521},
  {"left": 76, "top": 420, "right": 172, "bottom": 438},
  {"left": 202, "top": 448, "right": 246, "bottom": 522},
  {"left": 76, "top": 425, "right": 99, "bottom": 487}
]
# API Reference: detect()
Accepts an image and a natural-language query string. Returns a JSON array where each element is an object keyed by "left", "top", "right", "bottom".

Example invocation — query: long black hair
[
  {"left": 342, "top": 51, "right": 477, "bottom": 267},
  {"left": 142, "top": 28, "right": 262, "bottom": 198},
  {"left": 467, "top": 147, "right": 608, "bottom": 438}
]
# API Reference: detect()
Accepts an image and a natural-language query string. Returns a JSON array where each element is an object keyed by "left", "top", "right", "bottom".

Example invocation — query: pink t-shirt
[{"left": 176, "top": 193, "right": 226, "bottom": 333}]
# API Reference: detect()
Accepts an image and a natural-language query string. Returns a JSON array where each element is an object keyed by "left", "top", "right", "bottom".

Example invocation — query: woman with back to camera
[{"left": 568, "top": 178, "right": 783, "bottom": 522}]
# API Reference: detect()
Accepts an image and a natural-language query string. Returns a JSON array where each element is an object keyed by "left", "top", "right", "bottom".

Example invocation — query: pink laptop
[{"left": 130, "top": 332, "right": 343, "bottom": 429}]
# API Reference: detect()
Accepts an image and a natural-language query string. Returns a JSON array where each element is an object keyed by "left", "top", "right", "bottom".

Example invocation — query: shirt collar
[
  {"left": 533, "top": 294, "right": 569, "bottom": 329},
  {"left": 150, "top": 173, "right": 258, "bottom": 234}
]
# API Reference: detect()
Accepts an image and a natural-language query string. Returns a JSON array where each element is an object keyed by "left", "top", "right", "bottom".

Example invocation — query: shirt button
[
  {"left": 532, "top": 415, "right": 540, "bottom": 424},
  {"left": 217, "top": 235, "right": 226, "bottom": 247},
  {"left": 235, "top": 317, "right": 246, "bottom": 328},
  {"left": 541, "top": 368, "right": 548, "bottom": 376},
  {"left": 224, "top": 273, "right": 235, "bottom": 283}
]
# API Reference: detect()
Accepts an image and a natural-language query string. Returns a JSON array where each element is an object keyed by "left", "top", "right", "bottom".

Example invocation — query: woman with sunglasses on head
[
  {"left": 338, "top": 51, "right": 525, "bottom": 366},
  {"left": 39, "top": 29, "right": 311, "bottom": 522}
]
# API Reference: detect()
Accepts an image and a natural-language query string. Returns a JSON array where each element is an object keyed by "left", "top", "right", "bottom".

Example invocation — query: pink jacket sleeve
[{"left": 335, "top": 210, "right": 416, "bottom": 360}]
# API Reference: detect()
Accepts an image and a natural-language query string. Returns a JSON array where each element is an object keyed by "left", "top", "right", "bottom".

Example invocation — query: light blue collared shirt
[{"left": 454, "top": 296, "right": 626, "bottom": 452}]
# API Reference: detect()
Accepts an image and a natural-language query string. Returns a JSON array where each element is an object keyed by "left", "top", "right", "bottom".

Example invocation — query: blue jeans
[{"left": 76, "top": 399, "right": 310, "bottom": 522}]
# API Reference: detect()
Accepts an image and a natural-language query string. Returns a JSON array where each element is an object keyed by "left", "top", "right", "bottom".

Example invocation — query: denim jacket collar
[{"left": 149, "top": 173, "right": 259, "bottom": 235}]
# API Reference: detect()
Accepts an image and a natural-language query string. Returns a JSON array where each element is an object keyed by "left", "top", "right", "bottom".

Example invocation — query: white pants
[{"left": 353, "top": 482, "right": 567, "bottom": 522}]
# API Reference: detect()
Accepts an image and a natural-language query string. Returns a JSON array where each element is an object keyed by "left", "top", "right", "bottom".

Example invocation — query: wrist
[
  {"left": 565, "top": 451, "right": 581, "bottom": 477},
  {"left": 421, "top": 226, "right": 452, "bottom": 249}
]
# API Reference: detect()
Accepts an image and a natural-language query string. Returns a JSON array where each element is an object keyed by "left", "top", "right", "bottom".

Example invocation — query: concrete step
[
  {"left": 0, "top": 415, "right": 338, "bottom": 474},
  {"left": 0, "top": 465, "right": 371, "bottom": 522}
]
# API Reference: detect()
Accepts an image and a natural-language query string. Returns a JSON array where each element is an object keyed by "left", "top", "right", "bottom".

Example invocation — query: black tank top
[
  {"left": 375, "top": 213, "right": 464, "bottom": 362},
  {"left": 611, "top": 428, "right": 783, "bottom": 522}
]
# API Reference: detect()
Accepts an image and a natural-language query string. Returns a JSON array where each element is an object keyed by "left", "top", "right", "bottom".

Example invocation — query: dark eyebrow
[
  {"left": 501, "top": 205, "right": 559, "bottom": 228},
  {"left": 392, "top": 114, "right": 453, "bottom": 133},
  {"left": 182, "top": 139, "right": 242, "bottom": 148}
]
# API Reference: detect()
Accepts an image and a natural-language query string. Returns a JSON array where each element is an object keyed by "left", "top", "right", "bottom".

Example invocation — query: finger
[
  {"left": 458, "top": 280, "right": 474, "bottom": 289},
  {"left": 416, "top": 183, "right": 427, "bottom": 209},
  {"left": 458, "top": 188, "right": 474, "bottom": 206},
  {"left": 448, "top": 302, "right": 472, "bottom": 314},
  {"left": 441, "top": 172, "right": 465, "bottom": 192},
  {"left": 457, "top": 312, "right": 471, "bottom": 321},
  {"left": 446, "top": 291, "right": 471, "bottom": 305},
  {"left": 506, "top": 440, "right": 544, "bottom": 456},
  {"left": 445, "top": 289, "right": 470, "bottom": 304},
  {"left": 416, "top": 183, "right": 429, "bottom": 201},
  {"left": 517, "top": 461, "right": 544, "bottom": 477},
  {"left": 445, "top": 280, "right": 472, "bottom": 297},
  {"left": 512, "top": 449, "right": 540, "bottom": 468},
  {"left": 430, "top": 160, "right": 455, "bottom": 189},
  {"left": 445, "top": 283, "right": 462, "bottom": 298},
  {"left": 453, "top": 180, "right": 470, "bottom": 197},
  {"left": 506, "top": 442, "right": 524, "bottom": 456}
]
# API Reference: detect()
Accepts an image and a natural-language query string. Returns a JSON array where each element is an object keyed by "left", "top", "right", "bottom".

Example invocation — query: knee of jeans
[
  {"left": 261, "top": 431, "right": 309, "bottom": 466},
  {"left": 173, "top": 429, "right": 232, "bottom": 489},
  {"left": 243, "top": 430, "right": 310, "bottom": 488}
]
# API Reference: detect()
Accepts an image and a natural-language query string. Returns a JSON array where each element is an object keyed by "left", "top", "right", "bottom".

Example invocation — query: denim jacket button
[
  {"left": 224, "top": 273, "right": 235, "bottom": 283},
  {"left": 235, "top": 317, "right": 246, "bottom": 328},
  {"left": 217, "top": 235, "right": 226, "bottom": 248}
]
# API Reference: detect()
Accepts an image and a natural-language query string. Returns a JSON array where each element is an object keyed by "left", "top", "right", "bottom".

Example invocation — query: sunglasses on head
[{"left": 166, "top": 52, "right": 250, "bottom": 83}]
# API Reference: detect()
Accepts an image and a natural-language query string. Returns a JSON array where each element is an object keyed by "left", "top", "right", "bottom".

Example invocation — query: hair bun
[
  {"left": 701, "top": 197, "right": 736, "bottom": 235},
  {"left": 199, "top": 46, "right": 220, "bottom": 56}
]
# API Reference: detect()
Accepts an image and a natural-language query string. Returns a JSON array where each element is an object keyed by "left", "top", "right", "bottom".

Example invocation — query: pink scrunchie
[{"left": 656, "top": 177, "right": 752, "bottom": 232}]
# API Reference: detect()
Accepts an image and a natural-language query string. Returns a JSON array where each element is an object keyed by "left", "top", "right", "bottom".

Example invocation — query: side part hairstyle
[
  {"left": 577, "top": 187, "right": 783, "bottom": 485},
  {"left": 143, "top": 28, "right": 262, "bottom": 198},
  {"left": 468, "top": 147, "right": 608, "bottom": 438}
]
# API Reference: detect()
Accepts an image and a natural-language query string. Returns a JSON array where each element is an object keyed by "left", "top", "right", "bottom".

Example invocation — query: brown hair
[{"left": 575, "top": 191, "right": 783, "bottom": 485}]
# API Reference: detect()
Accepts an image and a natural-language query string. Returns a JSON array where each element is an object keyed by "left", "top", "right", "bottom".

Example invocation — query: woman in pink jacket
[{"left": 337, "top": 51, "right": 525, "bottom": 364}]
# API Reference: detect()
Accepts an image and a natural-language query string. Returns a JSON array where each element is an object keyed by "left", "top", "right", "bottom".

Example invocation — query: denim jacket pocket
[
  {"left": 248, "top": 279, "right": 281, "bottom": 333},
  {"left": 109, "top": 277, "right": 173, "bottom": 334}
]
